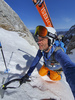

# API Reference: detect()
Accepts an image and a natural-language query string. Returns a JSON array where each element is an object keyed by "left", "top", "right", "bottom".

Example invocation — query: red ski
[{"left": 32, "top": 0, "right": 54, "bottom": 27}]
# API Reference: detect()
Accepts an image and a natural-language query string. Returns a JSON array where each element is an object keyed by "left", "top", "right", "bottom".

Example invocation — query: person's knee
[
  {"left": 50, "top": 75, "right": 61, "bottom": 81},
  {"left": 50, "top": 70, "right": 62, "bottom": 81},
  {"left": 39, "top": 69, "right": 48, "bottom": 76},
  {"left": 39, "top": 70, "right": 44, "bottom": 76},
  {"left": 39, "top": 65, "right": 48, "bottom": 76}
]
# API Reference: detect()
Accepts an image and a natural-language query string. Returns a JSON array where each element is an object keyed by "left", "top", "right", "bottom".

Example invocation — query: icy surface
[{"left": 0, "top": 28, "right": 74, "bottom": 100}]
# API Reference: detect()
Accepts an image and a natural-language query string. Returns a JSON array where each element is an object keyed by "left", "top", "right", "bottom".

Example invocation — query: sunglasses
[{"left": 35, "top": 26, "right": 57, "bottom": 39}]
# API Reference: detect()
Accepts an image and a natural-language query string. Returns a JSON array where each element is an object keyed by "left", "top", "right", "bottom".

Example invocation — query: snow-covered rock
[{"left": 0, "top": 0, "right": 38, "bottom": 48}]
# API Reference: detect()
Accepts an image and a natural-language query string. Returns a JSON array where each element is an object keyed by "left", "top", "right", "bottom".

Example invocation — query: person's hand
[{"left": 20, "top": 74, "right": 29, "bottom": 85}]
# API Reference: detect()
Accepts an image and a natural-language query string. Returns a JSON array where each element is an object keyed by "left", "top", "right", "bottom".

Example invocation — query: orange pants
[{"left": 39, "top": 64, "right": 61, "bottom": 81}]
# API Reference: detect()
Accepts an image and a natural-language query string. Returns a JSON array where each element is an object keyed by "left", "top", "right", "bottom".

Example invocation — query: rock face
[
  {"left": 62, "top": 25, "right": 75, "bottom": 54},
  {"left": 0, "top": 0, "right": 38, "bottom": 48},
  {"left": 66, "top": 25, "right": 75, "bottom": 54},
  {"left": 0, "top": 0, "right": 26, "bottom": 32}
]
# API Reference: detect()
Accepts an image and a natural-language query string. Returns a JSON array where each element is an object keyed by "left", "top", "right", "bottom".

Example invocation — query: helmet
[
  {"left": 35, "top": 25, "right": 57, "bottom": 46},
  {"left": 46, "top": 27, "right": 57, "bottom": 46}
]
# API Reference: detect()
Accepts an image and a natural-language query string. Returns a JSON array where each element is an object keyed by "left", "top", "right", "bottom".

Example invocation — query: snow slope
[{"left": 0, "top": 28, "right": 74, "bottom": 100}]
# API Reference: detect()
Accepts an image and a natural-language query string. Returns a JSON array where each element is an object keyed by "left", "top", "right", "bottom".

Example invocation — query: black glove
[{"left": 20, "top": 74, "right": 29, "bottom": 85}]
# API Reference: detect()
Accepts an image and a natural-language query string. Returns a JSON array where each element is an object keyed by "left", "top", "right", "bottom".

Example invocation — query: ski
[{"left": 32, "top": 0, "right": 54, "bottom": 27}]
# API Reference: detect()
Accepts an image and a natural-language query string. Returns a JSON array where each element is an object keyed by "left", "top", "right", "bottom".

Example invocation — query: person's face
[{"left": 38, "top": 36, "right": 49, "bottom": 51}]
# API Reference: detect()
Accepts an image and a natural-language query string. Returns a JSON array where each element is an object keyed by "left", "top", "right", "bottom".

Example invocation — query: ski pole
[
  {"left": 0, "top": 42, "right": 9, "bottom": 73},
  {"left": 1, "top": 48, "right": 8, "bottom": 70}
]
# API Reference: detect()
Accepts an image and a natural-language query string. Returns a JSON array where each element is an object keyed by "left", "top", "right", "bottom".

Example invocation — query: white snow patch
[{"left": 0, "top": 28, "right": 74, "bottom": 100}]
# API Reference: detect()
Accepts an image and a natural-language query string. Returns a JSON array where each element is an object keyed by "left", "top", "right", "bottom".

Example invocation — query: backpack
[{"left": 42, "top": 40, "right": 66, "bottom": 67}]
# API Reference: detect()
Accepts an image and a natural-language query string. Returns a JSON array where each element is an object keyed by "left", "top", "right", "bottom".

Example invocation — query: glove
[{"left": 20, "top": 74, "right": 29, "bottom": 85}]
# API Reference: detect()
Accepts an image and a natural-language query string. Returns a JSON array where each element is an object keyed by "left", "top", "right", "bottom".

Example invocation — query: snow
[{"left": 0, "top": 28, "right": 74, "bottom": 100}]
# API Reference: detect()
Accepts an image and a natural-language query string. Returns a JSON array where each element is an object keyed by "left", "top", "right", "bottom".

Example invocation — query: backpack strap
[
  {"left": 49, "top": 41, "right": 66, "bottom": 66},
  {"left": 54, "top": 46, "right": 64, "bottom": 52},
  {"left": 42, "top": 40, "right": 66, "bottom": 67}
]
